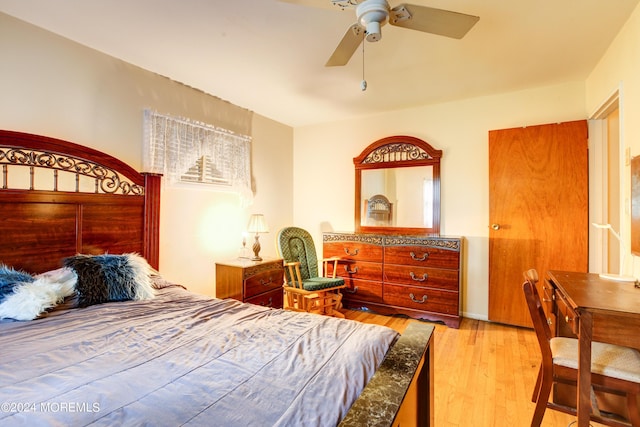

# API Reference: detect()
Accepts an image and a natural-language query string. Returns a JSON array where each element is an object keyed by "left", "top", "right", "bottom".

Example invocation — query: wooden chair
[
  {"left": 523, "top": 269, "right": 640, "bottom": 427},
  {"left": 276, "top": 227, "right": 346, "bottom": 318}
]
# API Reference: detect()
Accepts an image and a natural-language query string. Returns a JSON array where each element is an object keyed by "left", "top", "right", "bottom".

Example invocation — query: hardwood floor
[{"left": 344, "top": 309, "right": 606, "bottom": 427}]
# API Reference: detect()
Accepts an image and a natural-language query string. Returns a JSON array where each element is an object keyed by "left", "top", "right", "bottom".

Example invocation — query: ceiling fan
[{"left": 282, "top": 0, "right": 479, "bottom": 66}]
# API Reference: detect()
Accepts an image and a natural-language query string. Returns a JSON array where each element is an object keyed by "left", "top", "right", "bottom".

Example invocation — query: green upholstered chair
[{"left": 276, "top": 227, "right": 345, "bottom": 317}]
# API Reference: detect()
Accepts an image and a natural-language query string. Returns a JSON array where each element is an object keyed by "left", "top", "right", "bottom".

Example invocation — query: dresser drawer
[
  {"left": 324, "top": 242, "right": 383, "bottom": 262},
  {"left": 245, "top": 287, "right": 283, "bottom": 308},
  {"left": 384, "top": 245, "right": 459, "bottom": 269},
  {"left": 322, "top": 232, "right": 462, "bottom": 328},
  {"left": 383, "top": 283, "right": 459, "bottom": 315},
  {"left": 342, "top": 278, "right": 383, "bottom": 304},
  {"left": 327, "top": 260, "right": 383, "bottom": 282},
  {"left": 384, "top": 264, "right": 458, "bottom": 290},
  {"left": 244, "top": 268, "right": 284, "bottom": 299},
  {"left": 555, "top": 289, "right": 579, "bottom": 336},
  {"left": 542, "top": 281, "right": 557, "bottom": 327}
]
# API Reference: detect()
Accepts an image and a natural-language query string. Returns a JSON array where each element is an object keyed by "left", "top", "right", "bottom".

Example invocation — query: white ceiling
[{"left": 1, "top": 0, "right": 639, "bottom": 127}]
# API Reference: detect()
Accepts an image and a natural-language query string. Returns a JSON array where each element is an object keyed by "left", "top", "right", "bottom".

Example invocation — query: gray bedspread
[{"left": 0, "top": 285, "right": 398, "bottom": 427}]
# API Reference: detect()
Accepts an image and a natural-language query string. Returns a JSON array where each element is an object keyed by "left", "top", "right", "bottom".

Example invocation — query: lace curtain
[{"left": 143, "top": 109, "right": 253, "bottom": 203}]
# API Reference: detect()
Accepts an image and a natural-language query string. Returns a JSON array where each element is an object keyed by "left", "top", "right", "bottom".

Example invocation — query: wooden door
[{"left": 488, "top": 120, "right": 588, "bottom": 327}]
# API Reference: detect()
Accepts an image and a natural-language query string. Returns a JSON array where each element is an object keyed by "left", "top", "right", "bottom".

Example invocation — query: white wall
[
  {"left": 586, "top": 4, "right": 640, "bottom": 277},
  {"left": 0, "top": 13, "right": 294, "bottom": 296},
  {"left": 294, "top": 83, "right": 587, "bottom": 320}
]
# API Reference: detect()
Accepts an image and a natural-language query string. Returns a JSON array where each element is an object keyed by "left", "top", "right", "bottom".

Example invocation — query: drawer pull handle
[
  {"left": 565, "top": 315, "right": 572, "bottom": 323},
  {"left": 410, "top": 252, "right": 429, "bottom": 261},
  {"left": 261, "top": 297, "right": 273, "bottom": 307},
  {"left": 542, "top": 287, "right": 556, "bottom": 301},
  {"left": 344, "top": 286, "right": 359, "bottom": 294},
  {"left": 344, "top": 266, "right": 359, "bottom": 274},
  {"left": 344, "top": 248, "right": 359, "bottom": 256},
  {"left": 410, "top": 272, "right": 428, "bottom": 282},
  {"left": 409, "top": 293, "right": 428, "bottom": 304},
  {"left": 260, "top": 278, "right": 274, "bottom": 286}
]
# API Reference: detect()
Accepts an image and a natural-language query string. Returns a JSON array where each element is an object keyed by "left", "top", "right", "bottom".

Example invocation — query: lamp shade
[{"left": 247, "top": 214, "right": 269, "bottom": 233}]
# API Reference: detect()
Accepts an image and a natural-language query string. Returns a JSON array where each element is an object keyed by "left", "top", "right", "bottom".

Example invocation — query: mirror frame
[{"left": 354, "top": 135, "right": 442, "bottom": 235}]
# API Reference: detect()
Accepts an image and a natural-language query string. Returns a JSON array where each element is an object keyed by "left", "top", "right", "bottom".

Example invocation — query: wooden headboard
[{"left": 0, "top": 130, "right": 161, "bottom": 273}]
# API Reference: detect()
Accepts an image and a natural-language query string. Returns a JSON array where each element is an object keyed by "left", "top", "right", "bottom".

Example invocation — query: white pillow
[
  {"left": 124, "top": 253, "right": 155, "bottom": 301},
  {"left": 0, "top": 268, "right": 77, "bottom": 321}
]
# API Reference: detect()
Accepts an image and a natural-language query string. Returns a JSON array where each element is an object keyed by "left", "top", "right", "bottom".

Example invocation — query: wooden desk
[{"left": 545, "top": 270, "right": 640, "bottom": 427}]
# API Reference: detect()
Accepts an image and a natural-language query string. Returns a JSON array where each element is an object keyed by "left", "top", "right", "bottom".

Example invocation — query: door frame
[{"left": 589, "top": 87, "right": 624, "bottom": 275}]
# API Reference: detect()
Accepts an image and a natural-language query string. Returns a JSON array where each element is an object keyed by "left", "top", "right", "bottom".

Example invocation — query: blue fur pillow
[
  {"left": 0, "top": 265, "right": 35, "bottom": 303},
  {"left": 0, "top": 265, "right": 77, "bottom": 321},
  {"left": 63, "top": 253, "right": 155, "bottom": 307}
]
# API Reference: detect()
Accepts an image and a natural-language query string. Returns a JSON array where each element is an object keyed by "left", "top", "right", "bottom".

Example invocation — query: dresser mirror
[{"left": 354, "top": 135, "right": 442, "bottom": 235}]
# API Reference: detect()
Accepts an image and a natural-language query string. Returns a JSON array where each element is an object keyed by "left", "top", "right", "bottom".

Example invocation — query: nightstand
[{"left": 215, "top": 257, "right": 284, "bottom": 308}]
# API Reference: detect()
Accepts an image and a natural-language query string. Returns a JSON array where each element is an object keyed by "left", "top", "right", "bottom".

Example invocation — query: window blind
[{"left": 143, "top": 109, "right": 252, "bottom": 203}]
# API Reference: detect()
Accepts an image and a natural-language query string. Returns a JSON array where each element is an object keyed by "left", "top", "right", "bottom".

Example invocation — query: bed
[{"left": 0, "top": 130, "right": 434, "bottom": 426}]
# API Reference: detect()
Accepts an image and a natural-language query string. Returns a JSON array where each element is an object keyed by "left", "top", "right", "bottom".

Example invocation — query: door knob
[{"left": 491, "top": 223, "right": 501, "bottom": 230}]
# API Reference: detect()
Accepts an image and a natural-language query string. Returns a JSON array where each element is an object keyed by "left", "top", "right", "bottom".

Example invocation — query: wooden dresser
[
  {"left": 323, "top": 232, "right": 462, "bottom": 328},
  {"left": 215, "top": 258, "right": 284, "bottom": 309}
]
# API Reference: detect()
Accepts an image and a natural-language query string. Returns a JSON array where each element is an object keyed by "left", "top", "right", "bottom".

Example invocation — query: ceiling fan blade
[
  {"left": 325, "top": 23, "right": 365, "bottom": 66},
  {"left": 389, "top": 4, "right": 479, "bottom": 39}
]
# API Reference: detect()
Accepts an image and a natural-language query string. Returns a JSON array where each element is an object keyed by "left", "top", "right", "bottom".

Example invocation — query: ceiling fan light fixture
[{"left": 365, "top": 21, "right": 382, "bottom": 41}]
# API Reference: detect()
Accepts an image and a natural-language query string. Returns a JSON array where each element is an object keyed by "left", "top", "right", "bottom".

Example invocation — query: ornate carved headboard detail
[{"left": 0, "top": 130, "right": 161, "bottom": 273}]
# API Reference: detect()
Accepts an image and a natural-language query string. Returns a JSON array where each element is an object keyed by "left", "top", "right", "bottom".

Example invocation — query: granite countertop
[{"left": 338, "top": 321, "right": 435, "bottom": 427}]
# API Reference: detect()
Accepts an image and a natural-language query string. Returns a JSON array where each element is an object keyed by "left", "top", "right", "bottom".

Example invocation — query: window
[{"left": 143, "top": 109, "right": 252, "bottom": 202}]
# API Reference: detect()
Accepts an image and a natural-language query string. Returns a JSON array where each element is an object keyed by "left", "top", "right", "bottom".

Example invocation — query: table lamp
[
  {"left": 592, "top": 222, "right": 637, "bottom": 282},
  {"left": 247, "top": 214, "right": 269, "bottom": 261}
]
